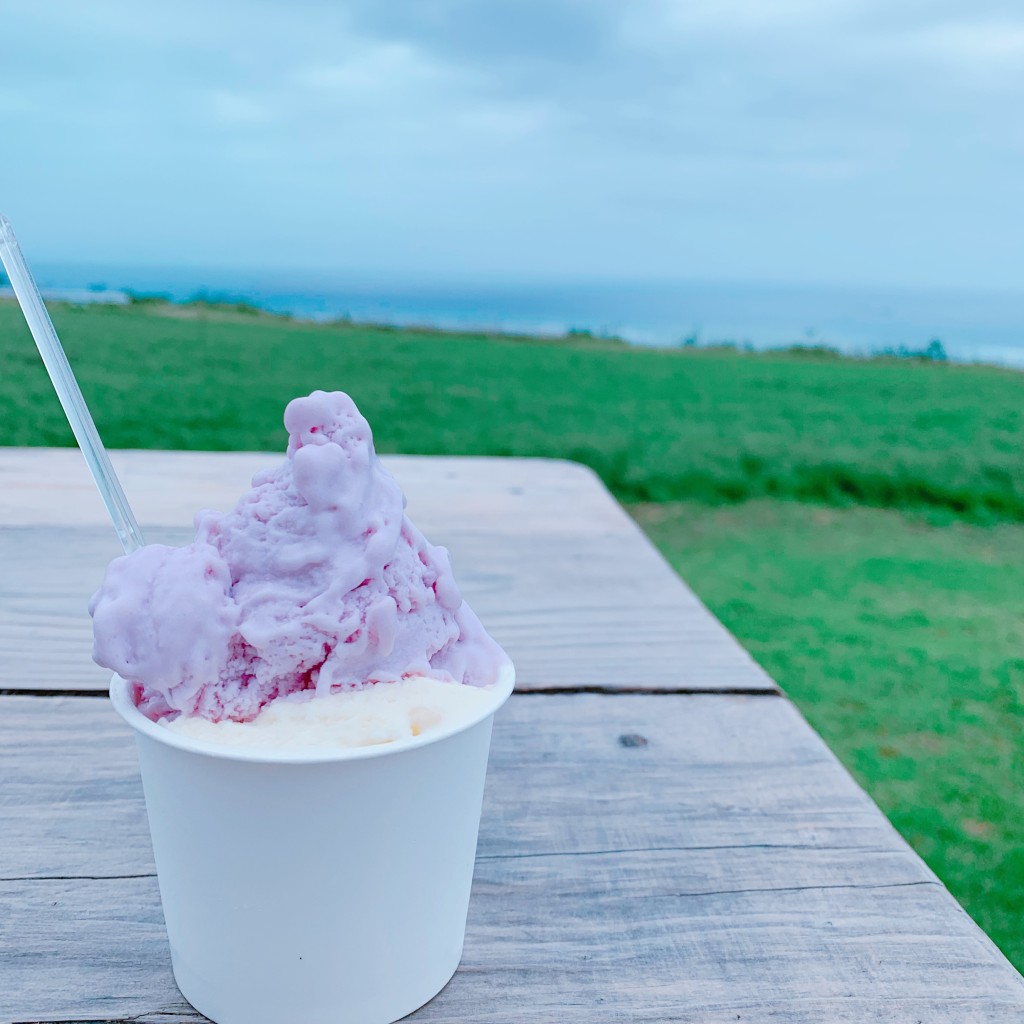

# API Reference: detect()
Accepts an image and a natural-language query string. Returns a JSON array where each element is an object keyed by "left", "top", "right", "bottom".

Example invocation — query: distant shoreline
[
  {"left": 0, "top": 291, "right": 1002, "bottom": 372},
  {"left": 0, "top": 285, "right": 1019, "bottom": 371}
]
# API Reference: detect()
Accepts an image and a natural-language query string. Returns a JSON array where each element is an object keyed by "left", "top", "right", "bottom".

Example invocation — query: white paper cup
[{"left": 110, "top": 664, "right": 514, "bottom": 1024}]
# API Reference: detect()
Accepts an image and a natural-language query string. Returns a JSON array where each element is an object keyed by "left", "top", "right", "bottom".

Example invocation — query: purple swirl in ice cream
[{"left": 90, "top": 391, "right": 509, "bottom": 723}]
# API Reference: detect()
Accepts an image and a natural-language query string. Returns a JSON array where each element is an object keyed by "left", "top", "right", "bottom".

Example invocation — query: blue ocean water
[{"left": 7, "top": 264, "right": 1024, "bottom": 368}]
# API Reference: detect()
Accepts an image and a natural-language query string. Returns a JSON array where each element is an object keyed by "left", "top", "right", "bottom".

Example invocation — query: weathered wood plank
[
  {"left": 0, "top": 450, "right": 774, "bottom": 693},
  {"left": 0, "top": 691, "right": 892, "bottom": 880},
  {"left": 2, "top": 693, "right": 1020, "bottom": 1022}
]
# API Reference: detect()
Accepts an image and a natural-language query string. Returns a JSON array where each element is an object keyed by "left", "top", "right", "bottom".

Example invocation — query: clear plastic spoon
[{"left": 0, "top": 214, "right": 146, "bottom": 553}]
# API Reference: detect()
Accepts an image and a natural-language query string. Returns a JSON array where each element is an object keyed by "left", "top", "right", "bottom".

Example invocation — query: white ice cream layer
[{"left": 162, "top": 676, "right": 497, "bottom": 752}]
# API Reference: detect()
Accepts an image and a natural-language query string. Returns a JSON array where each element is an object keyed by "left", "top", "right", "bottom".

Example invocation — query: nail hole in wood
[{"left": 618, "top": 733, "right": 648, "bottom": 748}]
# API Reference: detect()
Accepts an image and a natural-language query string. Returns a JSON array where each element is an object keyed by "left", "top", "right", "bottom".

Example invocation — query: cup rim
[{"left": 109, "top": 660, "right": 515, "bottom": 765}]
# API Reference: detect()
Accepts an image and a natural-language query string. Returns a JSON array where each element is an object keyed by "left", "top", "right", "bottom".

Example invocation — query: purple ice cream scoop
[{"left": 89, "top": 391, "right": 510, "bottom": 722}]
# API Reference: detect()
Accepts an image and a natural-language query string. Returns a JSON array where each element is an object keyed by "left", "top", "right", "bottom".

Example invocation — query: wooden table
[{"left": 2, "top": 449, "right": 1022, "bottom": 1022}]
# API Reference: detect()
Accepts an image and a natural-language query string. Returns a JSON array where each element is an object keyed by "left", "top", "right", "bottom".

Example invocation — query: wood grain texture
[
  {"left": 2, "top": 693, "right": 1021, "bottom": 1022},
  {"left": 0, "top": 449, "right": 774, "bottom": 693}
]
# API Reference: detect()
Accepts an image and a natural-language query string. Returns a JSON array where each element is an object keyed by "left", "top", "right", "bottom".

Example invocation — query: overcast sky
[{"left": 1, "top": 0, "right": 1022, "bottom": 290}]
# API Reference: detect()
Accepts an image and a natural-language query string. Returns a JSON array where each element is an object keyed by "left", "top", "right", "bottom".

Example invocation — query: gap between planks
[
  {"left": 0, "top": 685, "right": 783, "bottom": 699},
  {"left": 4, "top": 842, "right": 920, "bottom": 884}
]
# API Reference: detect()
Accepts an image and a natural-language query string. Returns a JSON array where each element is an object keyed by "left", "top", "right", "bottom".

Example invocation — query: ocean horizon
[{"left": 5, "top": 264, "right": 1024, "bottom": 368}]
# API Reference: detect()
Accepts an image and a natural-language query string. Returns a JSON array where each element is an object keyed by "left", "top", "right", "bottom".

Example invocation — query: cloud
[
  {"left": 910, "top": 19, "right": 1024, "bottom": 64},
  {"left": 327, "top": 0, "right": 617, "bottom": 66},
  {"left": 0, "top": 0, "right": 1022, "bottom": 288},
  {"left": 209, "top": 91, "right": 274, "bottom": 126}
]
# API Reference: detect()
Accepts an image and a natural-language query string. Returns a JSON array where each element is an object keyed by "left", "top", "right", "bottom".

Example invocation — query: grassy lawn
[
  {"left": 3, "top": 300, "right": 1024, "bottom": 519},
  {"left": 3, "top": 298, "right": 1023, "bottom": 968},
  {"left": 633, "top": 500, "right": 1024, "bottom": 969}
]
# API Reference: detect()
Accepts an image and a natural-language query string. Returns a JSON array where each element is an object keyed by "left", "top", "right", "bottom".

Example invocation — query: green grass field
[
  {"left": 634, "top": 500, "right": 1024, "bottom": 964},
  {"left": 3, "top": 298, "right": 1024, "bottom": 967},
  {"left": 3, "top": 300, "right": 1024, "bottom": 519}
]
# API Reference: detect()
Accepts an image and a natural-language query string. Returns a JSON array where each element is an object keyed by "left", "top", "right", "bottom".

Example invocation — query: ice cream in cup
[{"left": 93, "top": 391, "right": 514, "bottom": 1024}]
